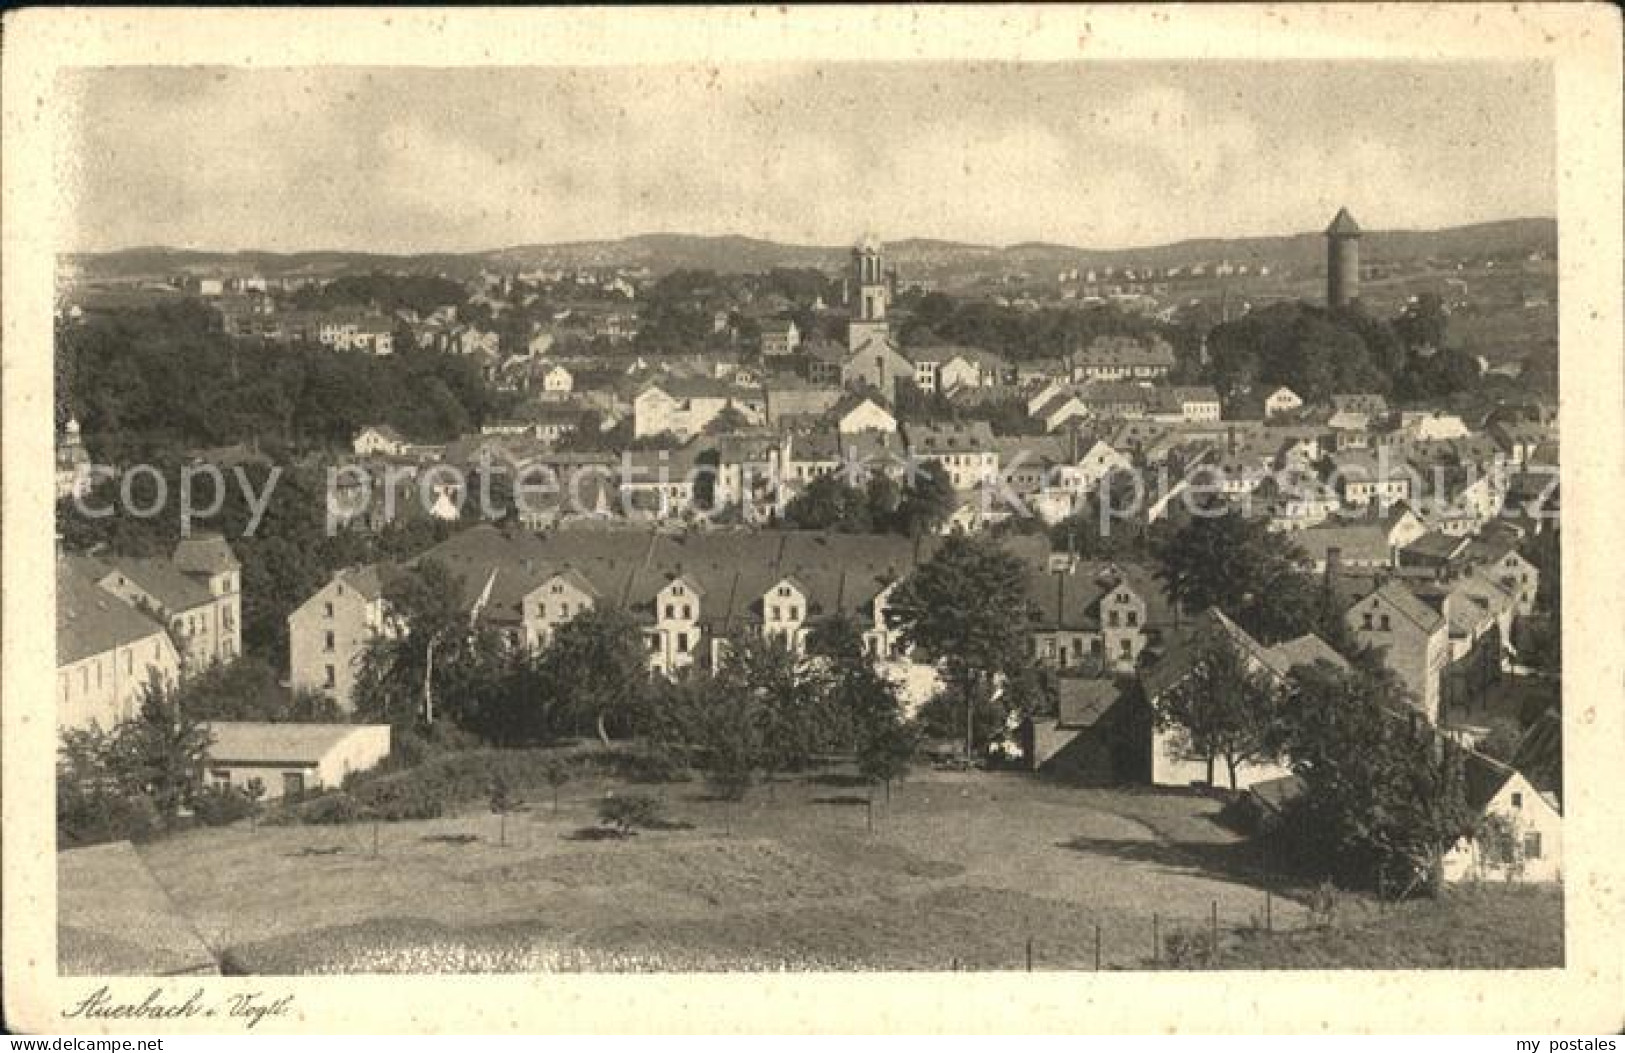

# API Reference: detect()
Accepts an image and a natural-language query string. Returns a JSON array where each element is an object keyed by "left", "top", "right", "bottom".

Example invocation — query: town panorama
[{"left": 56, "top": 208, "right": 1561, "bottom": 972}]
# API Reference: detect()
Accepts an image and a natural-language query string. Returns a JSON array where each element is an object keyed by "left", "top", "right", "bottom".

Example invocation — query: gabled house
[
  {"left": 287, "top": 565, "right": 399, "bottom": 710},
  {"left": 1441, "top": 751, "right": 1562, "bottom": 883},
  {"left": 353, "top": 424, "right": 408, "bottom": 458},
  {"left": 1343, "top": 578, "right": 1450, "bottom": 722},
  {"left": 760, "top": 318, "right": 801, "bottom": 357},
  {"left": 1141, "top": 608, "right": 1349, "bottom": 789},
  {"left": 57, "top": 558, "right": 183, "bottom": 732},
  {"left": 1264, "top": 386, "right": 1303, "bottom": 419}
]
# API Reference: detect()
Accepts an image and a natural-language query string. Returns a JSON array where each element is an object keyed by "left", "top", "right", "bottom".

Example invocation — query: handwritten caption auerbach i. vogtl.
[{"left": 62, "top": 986, "right": 294, "bottom": 1030}]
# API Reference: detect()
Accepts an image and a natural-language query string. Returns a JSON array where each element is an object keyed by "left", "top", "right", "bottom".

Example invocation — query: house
[
  {"left": 906, "top": 346, "right": 947, "bottom": 393},
  {"left": 1331, "top": 393, "right": 1389, "bottom": 417},
  {"left": 936, "top": 347, "right": 1013, "bottom": 392},
  {"left": 1029, "top": 678, "right": 1131, "bottom": 783},
  {"left": 203, "top": 722, "right": 392, "bottom": 800},
  {"left": 1441, "top": 751, "right": 1562, "bottom": 883},
  {"left": 1075, "top": 382, "right": 1153, "bottom": 420},
  {"left": 1031, "top": 389, "right": 1090, "bottom": 433},
  {"left": 633, "top": 377, "right": 763, "bottom": 440},
  {"left": 832, "top": 393, "right": 897, "bottom": 436},
  {"left": 764, "top": 376, "right": 844, "bottom": 426},
  {"left": 1333, "top": 450, "right": 1414, "bottom": 510},
  {"left": 1070, "top": 335, "right": 1176, "bottom": 382},
  {"left": 57, "top": 558, "right": 183, "bottom": 732},
  {"left": 1141, "top": 608, "right": 1349, "bottom": 789},
  {"left": 287, "top": 565, "right": 398, "bottom": 710},
  {"left": 1023, "top": 555, "right": 1167, "bottom": 672},
  {"left": 1147, "top": 386, "right": 1222, "bottom": 423},
  {"left": 760, "top": 318, "right": 801, "bottom": 357},
  {"left": 804, "top": 339, "right": 850, "bottom": 388},
  {"left": 540, "top": 364, "right": 574, "bottom": 395},
  {"left": 1343, "top": 578, "right": 1450, "bottom": 722},
  {"left": 905, "top": 421, "right": 999, "bottom": 490},
  {"left": 56, "top": 418, "right": 92, "bottom": 500},
  {"left": 1489, "top": 420, "right": 1555, "bottom": 468},
  {"left": 1292, "top": 523, "right": 1398, "bottom": 574},
  {"left": 353, "top": 424, "right": 408, "bottom": 458},
  {"left": 1264, "top": 386, "right": 1303, "bottom": 419}
]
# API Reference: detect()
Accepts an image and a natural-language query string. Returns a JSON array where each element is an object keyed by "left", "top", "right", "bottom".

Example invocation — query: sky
[{"left": 60, "top": 62, "right": 1555, "bottom": 254}]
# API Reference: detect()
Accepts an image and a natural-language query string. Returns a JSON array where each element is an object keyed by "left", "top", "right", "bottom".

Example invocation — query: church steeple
[{"left": 852, "top": 234, "right": 888, "bottom": 322}]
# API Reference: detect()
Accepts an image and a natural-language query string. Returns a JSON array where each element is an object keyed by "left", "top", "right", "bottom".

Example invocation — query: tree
[
  {"left": 544, "top": 760, "right": 570, "bottom": 814},
  {"left": 714, "top": 633, "right": 833, "bottom": 791},
  {"left": 1153, "top": 510, "right": 1317, "bottom": 645},
  {"left": 352, "top": 560, "right": 480, "bottom": 732},
  {"left": 784, "top": 474, "right": 872, "bottom": 532},
  {"left": 893, "top": 461, "right": 956, "bottom": 537},
  {"left": 115, "top": 674, "right": 215, "bottom": 823},
  {"left": 886, "top": 534, "right": 1036, "bottom": 755},
  {"left": 489, "top": 774, "right": 516, "bottom": 847},
  {"left": 1275, "top": 661, "right": 1476, "bottom": 893},
  {"left": 1151, "top": 637, "right": 1283, "bottom": 789},
  {"left": 542, "top": 605, "right": 650, "bottom": 747}
]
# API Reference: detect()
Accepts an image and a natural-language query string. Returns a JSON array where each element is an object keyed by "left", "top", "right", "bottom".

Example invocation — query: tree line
[{"left": 57, "top": 301, "right": 499, "bottom": 462}]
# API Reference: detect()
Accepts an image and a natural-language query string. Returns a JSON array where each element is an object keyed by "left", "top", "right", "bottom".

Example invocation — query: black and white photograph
[{"left": 4, "top": 3, "right": 1621, "bottom": 1036}]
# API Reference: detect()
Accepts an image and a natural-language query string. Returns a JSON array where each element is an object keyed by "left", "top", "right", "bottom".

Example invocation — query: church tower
[
  {"left": 847, "top": 233, "right": 892, "bottom": 354},
  {"left": 1325, "top": 207, "right": 1362, "bottom": 309},
  {"left": 852, "top": 234, "right": 888, "bottom": 321}
]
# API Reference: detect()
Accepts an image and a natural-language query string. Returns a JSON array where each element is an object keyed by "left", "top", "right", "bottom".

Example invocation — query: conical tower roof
[{"left": 1326, "top": 208, "right": 1362, "bottom": 237}]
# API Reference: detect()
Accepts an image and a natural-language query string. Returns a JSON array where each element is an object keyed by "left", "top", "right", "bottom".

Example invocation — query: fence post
[
  {"left": 1025, "top": 937, "right": 1033, "bottom": 972},
  {"left": 1210, "top": 900, "right": 1218, "bottom": 956},
  {"left": 1094, "top": 922, "right": 1102, "bottom": 971},
  {"left": 1152, "top": 913, "right": 1160, "bottom": 964},
  {"left": 1265, "top": 889, "right": 1272, "bottom": 933}
]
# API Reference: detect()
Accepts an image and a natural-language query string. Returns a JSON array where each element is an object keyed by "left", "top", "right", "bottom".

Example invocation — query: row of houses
[{"left": 283, "top": 519, "right": 1559, "bottom": 882}]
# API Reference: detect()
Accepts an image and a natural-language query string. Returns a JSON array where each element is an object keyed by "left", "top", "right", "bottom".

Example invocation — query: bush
[
  {"left": 615, "top": 745, "right": 690, "bottom": 784},
  {"left": 294, "top": 792, "right": 362, "bottom": 825},
  {"left": 57, "top": 788, "right": 163, "bottom": 847},
  {"left": 351, "top": 776, "right": 445, "bottom": 822},
  {"left": 597, "top": 793, "right": 665, "bottom": 834},
  {"left": 191, "top": 785, "right": 259, "bottom": 827},
  {"left": 1162, "top": 928, "right": 1216, "bottom": 969}
]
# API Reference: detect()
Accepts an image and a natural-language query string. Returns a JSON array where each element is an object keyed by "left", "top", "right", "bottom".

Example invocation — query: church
[{"left": 836, "top": 235, "right": 914, "bottom": 401}]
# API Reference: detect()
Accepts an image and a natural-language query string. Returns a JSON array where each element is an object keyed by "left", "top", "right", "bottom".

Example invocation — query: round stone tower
[{"left": 1325, "top": 207, "right": 1362, "bottom": 309}]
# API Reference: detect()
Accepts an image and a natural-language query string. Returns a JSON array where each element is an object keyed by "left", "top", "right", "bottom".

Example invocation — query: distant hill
[{"left": 67, "top": 218, "right": 1555, "bottom": 282}]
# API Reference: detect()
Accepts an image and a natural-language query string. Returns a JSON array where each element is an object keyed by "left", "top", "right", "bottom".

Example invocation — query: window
[
  {"left": 324, "top": 664, "right": 336, "bottom": 689},
  {"left": 1108, "top": 611, "right": 1119, "bottom": 628},
  {"left": 559, "top": 603, "right": 570, "bottom": 619},
  {"left": 788, "top": 606, "right": 799, "bottom": 621},
  {"left": 683, "top": 605, "right": 692, "bottom": 620},
  {"left": 770, "top": 605, "right": 781, "bottom": 622},
  {"left": 1511, "top": 792, "right": 1523, "bottom": 809},
  {"left": 282, "top": 772, "right": 306, "bottom": 798},
  {"left": 211, "top": 769, "right": 232, "bottom": 789},
  {"left": 324, "top": 631, "right": 335, "bottom": 652},
  {"left": 1119, "top": 639, "right": 1132, "bottom": 657},
  {"left": 665, "top": 604, "right": 675, "bottom": 620},
  {"left": 324, "top": 601, "right": 334, "bottom": 618},
  {"left": 1379, "top": 615, "right": 1391, "bottom": 631},
  {"left": 1127, "top": 611, "right": 1139, "bottom": 627},
  {"left": 1363, "top": 613, "right": 1374, "bottom": 630},
  {"left": 677, "top": 632, "right": 690, "bottom": 653},
  {"left": 1522, "top": 832, "right": 1543, "bottom": 859}
]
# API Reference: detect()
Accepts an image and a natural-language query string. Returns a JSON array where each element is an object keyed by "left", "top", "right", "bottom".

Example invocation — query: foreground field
[{"left": 60, "top": 769, "right": 1561, "bottom": 972}]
